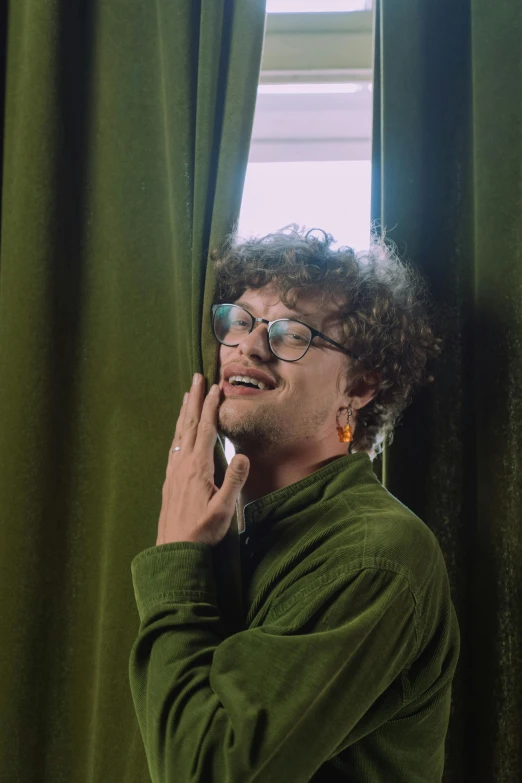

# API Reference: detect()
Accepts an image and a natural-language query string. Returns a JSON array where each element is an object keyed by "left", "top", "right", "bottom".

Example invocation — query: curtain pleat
[
  {"left": 371, "top": 1, "right": 522, "bottom": 780},
  {"left": 0, "top": 1, "right": 266, "bottom": 781}
]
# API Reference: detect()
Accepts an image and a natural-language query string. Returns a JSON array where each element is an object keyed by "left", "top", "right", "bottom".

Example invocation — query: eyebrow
[{"left": 234, "top": 300, "right": 322, "bottom": 328}]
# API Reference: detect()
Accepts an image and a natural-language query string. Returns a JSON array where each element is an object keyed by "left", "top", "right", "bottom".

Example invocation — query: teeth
[{"left": 228, "top": 375, "right": 267, "bottom": 390}]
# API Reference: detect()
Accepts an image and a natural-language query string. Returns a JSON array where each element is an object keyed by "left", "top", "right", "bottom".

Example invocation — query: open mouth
[{"left": 223, "top": 378, "right": 275, "bottom": 395}]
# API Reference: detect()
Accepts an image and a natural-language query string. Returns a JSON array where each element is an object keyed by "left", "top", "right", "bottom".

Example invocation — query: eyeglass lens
[{"left": 213, "top": 304, "right": 312, "bottom": 361}]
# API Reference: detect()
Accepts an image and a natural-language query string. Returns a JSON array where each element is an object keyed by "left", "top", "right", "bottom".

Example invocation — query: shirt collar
[{"left": 238, "top": 451, "right": 376, "bottom": 535}]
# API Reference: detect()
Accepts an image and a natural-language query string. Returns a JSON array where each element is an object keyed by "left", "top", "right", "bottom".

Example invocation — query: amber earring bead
[{"left": 337, "top": 425, "right": 353, "bottom": 443}]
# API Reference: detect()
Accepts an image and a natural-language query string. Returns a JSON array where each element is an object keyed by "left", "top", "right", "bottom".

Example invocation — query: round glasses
[{"left": 211, "top": 303, "right": 361, "bottom": 363}]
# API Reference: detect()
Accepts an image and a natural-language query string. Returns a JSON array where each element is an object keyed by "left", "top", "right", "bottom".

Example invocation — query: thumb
[
  {"left": 229, "top": 455, "right": 250, "bottom": 482},
  {"left": 218, "top": 455, "right": 250, "bottom": 510}
]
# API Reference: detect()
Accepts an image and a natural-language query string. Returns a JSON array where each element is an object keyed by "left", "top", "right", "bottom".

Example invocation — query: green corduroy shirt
[{"left": 129, "top": 451, "right": 460, "bottom": 782}]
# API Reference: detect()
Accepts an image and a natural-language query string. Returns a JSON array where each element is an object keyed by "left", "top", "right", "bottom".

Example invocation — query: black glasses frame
[{"left": 211, "top": 303, "right": 361, "bottom": 363}]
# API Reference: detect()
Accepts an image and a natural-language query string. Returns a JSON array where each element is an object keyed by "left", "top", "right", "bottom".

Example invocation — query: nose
[{"left": 237, "top": 321, "right": 272, "bottom": 362}]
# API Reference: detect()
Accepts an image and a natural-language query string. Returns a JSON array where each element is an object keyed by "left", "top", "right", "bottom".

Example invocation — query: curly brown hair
[{"left": 211, "top": 224, "right": 443, "bottom": 458}]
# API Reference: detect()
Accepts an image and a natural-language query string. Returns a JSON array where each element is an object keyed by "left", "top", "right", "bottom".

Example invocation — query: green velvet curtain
[
  {"left": 3, "top": 0, "right": 521, "bottom": 781},
  {"left": 0, "top": 2, "right": 266, "bottom": 781},
  {"left": 371, "top": 1, "right": 522, "bottom": 781}
]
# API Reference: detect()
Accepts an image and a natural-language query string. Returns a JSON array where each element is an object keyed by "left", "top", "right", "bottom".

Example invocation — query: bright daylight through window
[
  {"left": 223, "top": 1, "right": 374, "bottom": 462},
  {"left": 266, "top": 0, "right": 372, "bottom": 11}
]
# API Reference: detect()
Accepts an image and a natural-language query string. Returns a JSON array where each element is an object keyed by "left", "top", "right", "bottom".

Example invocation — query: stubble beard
[
  {"left": 217, "top": 397, "right": 334, "bottom": 453},
  {"left": 217, "top": 399, "right": 282, "bottom": 451}
]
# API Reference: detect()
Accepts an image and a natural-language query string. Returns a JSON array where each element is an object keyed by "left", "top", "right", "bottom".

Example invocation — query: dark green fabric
[
  {"left": 130, "top": 452, "right": 460, "bottom": 781},
  {"left": 3, "top": 0, "right": 521, "bottom": 780},
  {"left": 0, "top": 1, "right": 265, "bottom": 781},
  {"left": 371, "top": 1, "right": 522, "bottom": 781}
]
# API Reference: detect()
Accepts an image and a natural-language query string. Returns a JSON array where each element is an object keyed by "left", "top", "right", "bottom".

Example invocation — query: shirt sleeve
[{"left": 128, "top": 541, "right": 419, "bottom": 783}]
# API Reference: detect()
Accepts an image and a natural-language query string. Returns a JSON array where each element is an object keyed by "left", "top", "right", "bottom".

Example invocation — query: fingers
[
  {"left": 195, "top": 384, "right": 220, "bottom": 458},
  {"left": 169, "top": 391, "right": 189, "bottom": 462},
  {"left": 175, "top": 373, "right": 220, "bottom": 456},
  {"left": 182, "top": 373, "right": 205, "bottom": 451},
  {"left": 185, "top": 374, "right": 221, "bottom": 455}
]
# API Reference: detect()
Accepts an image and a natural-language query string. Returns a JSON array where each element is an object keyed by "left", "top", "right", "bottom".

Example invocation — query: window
[
  {"left": 238, "top": 160, "right": 372, "bottom": 251},
  {"left": 222, "top": 8, "right": 374, "bottom": 464},
  {"left": 242, "top": 9, "right": 374, "bottom": 249},
  {"left": 266, "top": 0, "right": 372, "bottom": 12}
]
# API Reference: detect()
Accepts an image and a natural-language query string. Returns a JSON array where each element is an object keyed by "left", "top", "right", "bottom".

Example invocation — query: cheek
[
  {"left": 217, "top": 345, "right": 240, "bottom": 380},
  {"left": 218, "top": 344, "right": 230, "bottom": 368},
  {"left": 299, "top": 373, "right": 334, "bottom": 405}
]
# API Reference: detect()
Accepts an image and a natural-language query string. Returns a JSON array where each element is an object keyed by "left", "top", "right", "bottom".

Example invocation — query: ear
[{"left": 348, "top": 372, "right": 381, "bottom": 411}]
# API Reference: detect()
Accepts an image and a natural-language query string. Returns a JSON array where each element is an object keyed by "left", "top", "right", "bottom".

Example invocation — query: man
[{"left": 129, "top": 227, "right": 461, "bottom": 782}]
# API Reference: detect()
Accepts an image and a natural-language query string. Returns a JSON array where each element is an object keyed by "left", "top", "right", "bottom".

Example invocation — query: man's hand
[{"left": 156, "top": 373, "right": 250, "bottom": 548}]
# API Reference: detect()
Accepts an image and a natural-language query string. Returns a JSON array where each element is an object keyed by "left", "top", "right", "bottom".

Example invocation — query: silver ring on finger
[{"left": 172, "top": 446, "right": 182, "bottom": 453}]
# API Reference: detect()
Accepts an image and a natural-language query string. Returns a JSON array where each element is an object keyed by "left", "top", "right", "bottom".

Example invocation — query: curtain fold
[
  {"left": 371, "top": 1, "right": 522, "bottom": 780},
  {"left": 0, "top": 1, "right": 266, "bottom": 781}
]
